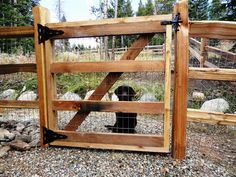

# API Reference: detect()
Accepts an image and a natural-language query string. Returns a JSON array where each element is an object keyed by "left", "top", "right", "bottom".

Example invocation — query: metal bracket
[
  {"left": 161, "top": 13, "right": 182, "bottom": 32},
  {"left": 43, "top": 127, "right": 67, "bottom": 144},
  {"left": 38, "top": 24, "right": 64, "bottom": 44}
]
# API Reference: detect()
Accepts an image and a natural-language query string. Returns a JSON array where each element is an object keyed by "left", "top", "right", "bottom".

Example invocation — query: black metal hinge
[
  {"left": 161, "top": 13, "right": 182, "bottom": 32},
  {"left": 43, "top": 127, "right": 67, "bottom": 144},
  {"left": 38, "top": 24, "right": 64, "bottom": 44}
]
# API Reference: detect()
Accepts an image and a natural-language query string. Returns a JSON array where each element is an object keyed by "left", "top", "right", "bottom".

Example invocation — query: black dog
[{"left": 105, "top": 85, "right": 137, "bottom": 133}]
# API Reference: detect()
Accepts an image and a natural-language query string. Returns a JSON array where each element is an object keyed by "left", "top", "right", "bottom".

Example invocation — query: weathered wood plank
[
  {"left": 46, "top": 15, "right": 172, "bottom": 39},
  {"left": 189, "top": 67, "right": 236, "bottom": 81},
  {"left": 0, "top": 26, "right": 34, "bottom": 38},
  {"left": 172, "top": 0, "right": 189, "bottom": 160},
  {"left": 0, "top": 100, "right": 38, "bottom": 109},
  {"left": 200, "top": 38, "right": 208, "bottom": 67},
  {"left": 0, "top": 64, "right": 36, "bottom": 74},
  {"left": 187, "top": 108, "right": 236, "bottom": 126},
  {"left": 51, "top": 60, "right": 165, "bottom": 73},
  {"left": 64, "top": 34, "right": 154, "bottom": 131},
  {"left": 51, "top": 141, "right": 169, "bottom": 153},
  {"left": 53, "top": 100, "right": 164, "bottom": 114},
  {"left": 50, "top": 131, "right": 166, "bottom": 152},
  {"left": 189, "top": 21, "right": 236, "bottom": 40},
  {"left": 163, "top": 25, "right": 172, "bottom": 150},
  {"left": 206, "top": 46, "right": 236, "bottom": 61},
  {"left": 33, "top": 6, "right": 50, "bottom": 147},
  {"left": 189, "top": 38, "right": 200, "bottom": 48}
]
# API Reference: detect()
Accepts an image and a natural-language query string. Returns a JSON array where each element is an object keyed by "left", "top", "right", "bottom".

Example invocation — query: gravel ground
[{"left": 0, "top": 110, "right": 235, "bottom": 177}]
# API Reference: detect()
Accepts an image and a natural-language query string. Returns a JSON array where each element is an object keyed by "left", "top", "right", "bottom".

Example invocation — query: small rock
[
  {"left": 139, "top": 93, "right": 157, "bottom": 102},
  {"left": 200, "top": 98, "right": 229, "bottom": 112},
  {"left": 59, "top": 92, "right": 81, "bottom": 101},
  {"left": 15, "top": 134, "right": 31, "bottom": 143},
  {"left": 0, "top": 146, "right": 11, "bottom": 158},
  {"left": 111, "top": 93, "right": 119, "bottom": 101},
  {"left": 0, "top": 128, "right": 15, "bottom": 142},
  {"left": 0, "top": 89, "right": 17, "bottom": 100},
  {"left": 8, "top": 140, "right": 30, "bottom": 151},
  {"left": 16, "top": 123, "right": 25, "bottom": 132},
  {"left": 17, "top": 91, "right": 37, "bottom": 101},
  {"left": 192, "top": 91, "right": 205, "bottom": 101},
  {"left": 84, "top": 90, "right": 110, "bottom": 101}
]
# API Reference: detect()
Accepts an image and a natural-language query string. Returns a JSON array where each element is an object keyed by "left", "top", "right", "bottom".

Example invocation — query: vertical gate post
[
  {"left": 200, "top": 38, "right": 208, "bottom": 67},
  {"left": 33, "top": 6, "right": 50, "bottom": 147},
  {"left": 172, "top": 0, "right": 189, "bottom": 159}
]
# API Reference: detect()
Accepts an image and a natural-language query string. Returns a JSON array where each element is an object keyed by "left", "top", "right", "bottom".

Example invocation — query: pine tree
[
  {"left": 189, "top": 0, "right": 209, "bottom": 20},
  {"left": 222, "top": 0, "right": 236, "bottom": 21},
  {"left": 145, "top": 0, "right": 154, "bottom": 15},
  {"left": 154, "top": 0, "right": 175, "bottom": 14},
  {"left": 0, "top": 0, "right": 40, "bottom": 54},
  {"left": 136, "top": 0, "right": 146, "bottom": 16},
  {"left": 209, "top": 0, "right": 225, "bottom": 20}
]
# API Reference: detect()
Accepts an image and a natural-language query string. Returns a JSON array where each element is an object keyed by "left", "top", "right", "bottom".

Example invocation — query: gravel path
[{"left": 0, "top": 111, "right": 235, "bottom": 177}]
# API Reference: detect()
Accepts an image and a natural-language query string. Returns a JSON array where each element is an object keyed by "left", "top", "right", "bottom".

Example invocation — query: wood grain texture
[
  {"left": 200, "top": 38, "right": 208, "bottom": 67},
  {"left": 51, "top": 60, "right": 165, "bottom": 73},
  {"left": 0, "top": 100, "right": 38, "bottom": 109},
  {"left": 53, "top": 100, "right": 164, "bottom": 114},
  {"left": 172, "top": 0, "right": 189, "bottom": 160},
  {"left": 0, "top": 64, "right": 36, "bottom": 74},
  {"left": 46, "top": 15, "right": 172, "bottom": 39},
  {"left": 33, "top": 6, "right": 50, "bottom": 147},
  {"left": 206, "top": 45, "right": 236, "bottom": 61},
  {"left": 50, "top": 131, "right": 168, "bottom": 152},
  {"left": 187, "top": 108, "right": 236, "bottom": 126},
  {"left": 163, "top": 25, "right": 172, "bottom": 150},
  {"left": 189, "top": 67, "right": 236, "bottom": 81},
  {"left": 64, "top": 34, "right": 154, "bottom": 131},
  {"left": 189, "top": 21, "right": 236, "bottom": 40},
  {"left": 0, "top": 26, "right": 34, "bottom": 38}
]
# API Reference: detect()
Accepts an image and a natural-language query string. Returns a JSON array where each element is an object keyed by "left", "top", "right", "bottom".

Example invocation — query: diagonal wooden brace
[{"left": 64, "top": 34, "right": 155, "bottom": 131}]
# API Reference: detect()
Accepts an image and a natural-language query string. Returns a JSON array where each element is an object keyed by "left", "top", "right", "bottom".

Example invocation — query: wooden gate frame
[{"left": 33, "top": 0, "right": 189, "bottom": 159}]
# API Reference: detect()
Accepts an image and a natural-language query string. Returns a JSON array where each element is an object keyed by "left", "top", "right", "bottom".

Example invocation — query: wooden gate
[{"left": 32, "top": 1, "right": 188, "bottom": 157}]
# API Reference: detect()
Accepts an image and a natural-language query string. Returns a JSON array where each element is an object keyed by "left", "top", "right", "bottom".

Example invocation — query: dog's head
[{"left": 114, "top": 85, "right": 136, "bottom": 101}]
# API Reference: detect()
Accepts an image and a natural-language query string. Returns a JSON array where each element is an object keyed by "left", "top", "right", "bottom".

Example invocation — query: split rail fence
[{"left": 0, "top": 0, "right": 235, "bottom": 160}]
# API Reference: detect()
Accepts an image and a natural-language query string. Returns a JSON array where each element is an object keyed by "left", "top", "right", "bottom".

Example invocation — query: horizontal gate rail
[
  {"left": 51, "top": 60, "right": 165, "bottom": 73},
  {"left": 53, "top": 100, "right": 164, "bottom": 114},
  {"left": 50, "top": 131, "right": 167, "bottom": 153},
  {"left": 45, "top": 15, "right": 172, "bottom": 39},
  {"left": 0, "top": 64, "right": 37, "bottom": 74},
  {"left": 0, "top": 100, "right": 38, "bottom": 109}
]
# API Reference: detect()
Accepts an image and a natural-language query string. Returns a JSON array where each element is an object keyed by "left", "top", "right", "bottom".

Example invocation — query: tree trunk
[
  {"left": 112, "top": 0, "right": 118, "bottom": 60},
  {"left": 103, "top": 0, "right": 109, "bottom": 60}
]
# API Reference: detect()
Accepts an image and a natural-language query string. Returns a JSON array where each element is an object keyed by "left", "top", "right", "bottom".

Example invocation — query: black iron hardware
[
  {"left": 161, "top": 13, "right": 182, "bottom": 32},
  {"left": 38, "top": 24, "right": 64, "bottom": 44},
  {"left": 43, "top": 127, "right": 67, "bottom": 144}
]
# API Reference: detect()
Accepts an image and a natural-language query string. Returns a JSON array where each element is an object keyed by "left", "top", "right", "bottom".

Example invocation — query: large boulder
[
  {"left": 139, "top": 93, "right": 157, "bottom": 102},
  {"left": 200, "top": 98, "right": 229, "bottom": 112},
  {"left": 84, "top": 90, "right": 110, "bottom": 101},
  {"left": 59, "top": 92, "right": 81, "bottom": 101},
  {"left": 0, "top": 89, "right": 17, "bottom": 100},
  {"left": 18, "top": 91, "right": 37, "bottom": 101}
]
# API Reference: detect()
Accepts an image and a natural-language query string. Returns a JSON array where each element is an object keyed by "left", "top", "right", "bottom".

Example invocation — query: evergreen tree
[
  {"left": 136, "top": 0, "right": 146, "bottom": 16},
  {"left": 209, "top": 0, "right": 225, "bottom": 20},
  {"left": 154, "top": 0, "right": 175, "bottom": 15},
  {"left": 222, "top": 0, "right": 236, "bottom": 21},
  {"left": 145, "top": 0, "right": 154, "bottom": 15},
  {"left": 189, "top": 0, "right": 209, "bottom": 20},
  {"left": 61, "top": 15, "right": 70, "bottom": 51},
  {"left": 0, "top": 0, "right": 40, "bottom": 54}
]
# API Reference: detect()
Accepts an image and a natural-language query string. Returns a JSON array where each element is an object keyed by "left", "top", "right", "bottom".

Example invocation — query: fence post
[
  {"left": 172, "top": 0, "right": 189, "bottom": 159},
  {"left": 33, "top": 6, "right": 50, "bottom": 147},
  {"left": 200, "top": 38, "right": 208, "bottom": 67}
]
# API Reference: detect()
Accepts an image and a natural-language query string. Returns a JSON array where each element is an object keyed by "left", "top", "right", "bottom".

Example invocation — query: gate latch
[
  {"left": 38, "top": 24, "right": 64, "bottom": 44},
  {"left": 43, "top": 127, "right": 67, "bottom": 144},
  {"left": 161, "top": 13, "right": 182, "bottom": 32}
]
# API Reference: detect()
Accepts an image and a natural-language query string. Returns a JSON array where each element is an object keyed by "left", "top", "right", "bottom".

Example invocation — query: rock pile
[{"left": 0, "top": 121, "right": 40, "bottom": 158}]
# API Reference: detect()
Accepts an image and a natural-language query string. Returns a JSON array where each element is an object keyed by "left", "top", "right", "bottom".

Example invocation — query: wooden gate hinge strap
[
  {"left": 37, "top": 24, "right": 64, "bottom": 44},
  {"left": 161, "top": 13, "right": 182, "bottom": 32},
  {"left": 43, "top": 127, "right": 67, "bottom": 144}
]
